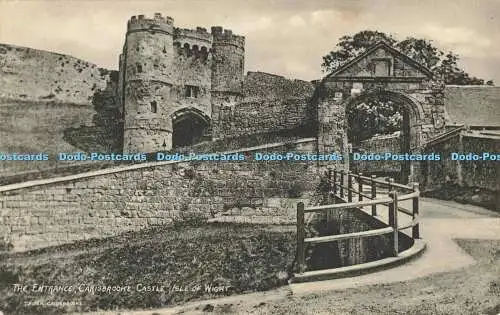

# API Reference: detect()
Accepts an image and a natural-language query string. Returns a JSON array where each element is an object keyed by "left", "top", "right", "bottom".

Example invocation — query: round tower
[
  {"left": 210, "top": 26, "right": 245, "bottom": 95},
  {"left": 122, "top": 13, "right": 176, "bottom": 153},
  {"left": 210, "top": 27, "right": 245, "bottom": 139}
]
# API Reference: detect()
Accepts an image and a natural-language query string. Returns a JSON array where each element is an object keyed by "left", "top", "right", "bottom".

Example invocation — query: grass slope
[
  {"left": 0, "top": 222, "right": 296, "bottom": 315},
  {"left": 0, "top": 99, "right": 96, "bottom": 175},
  {"left": 0, "top": 43, "right": 109, "bottom": 104}
]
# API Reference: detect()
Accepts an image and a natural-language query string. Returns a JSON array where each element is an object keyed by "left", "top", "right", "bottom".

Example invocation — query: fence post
[
  {"left": 347, "top": 172, "right": 353, "bottom": 202},
  {"left": 388, "top": 191, "right": 399, "bottom": 257},
  {"left": 388, "top": 178, "right": 394, "bottom": 193},
  {"left": 412, "top": 183, "right": 420, "bottom": 239},
  {"left": 327, "top": 168, "right": 333, "bottom": 203},
  {"left": 333, "top": 169, "right": 337, "bottom": 196},
  {"left": 340, "top": 170, "right": 344, "bottom": 198},
  {"left": 297, "top": 202, "right": 305, "bottom": 274},
  {"left": 371, "top": 175, "right": 377, "bottom": 216},
  {"left": 388, "top": 178, "right": 394, "bottom": 185},
  {"left": 326, "top": 168, "right": 333, "bottom": 223},
  {"left": 358, "top": 173, "right": 363, "bottom": 201}
]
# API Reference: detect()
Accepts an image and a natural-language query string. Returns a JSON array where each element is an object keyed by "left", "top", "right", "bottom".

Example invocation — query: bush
[
  {"left": 173, "top": 202, "right": 208, "bottom": 227},
  {"left": 288, "top": 182, "right": 305, "bottom": 198},
  {"left": 0, "top": 238, "right": 13, "bottom": 252}
]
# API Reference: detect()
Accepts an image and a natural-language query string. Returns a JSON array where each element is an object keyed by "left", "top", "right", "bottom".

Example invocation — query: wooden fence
[{"left": 296, "top": 169, "right": 420, "bottom": 274}]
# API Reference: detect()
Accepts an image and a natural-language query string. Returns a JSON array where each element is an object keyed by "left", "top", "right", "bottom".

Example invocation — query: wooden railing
[{"left": 296, "top": 169, "right": 420, "bottom": 274}]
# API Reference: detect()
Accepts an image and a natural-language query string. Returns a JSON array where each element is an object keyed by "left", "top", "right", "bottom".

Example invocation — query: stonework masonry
[
  {"left": 351, "top": 133, "right": 401, "bottom": 175},
  {"left": 423, "top": 129, "right": 500, "bottom": 193},
  {"left": 0, "top": 139, "right": 319, "bottom": 251},
  {"left": 3, "top": 27, "right": 499, "bottom": 252},
  {"left": 118, "top": 14, "right": 244, "bottom": 153},
  {"left": 217, "top": 98, "right": 314, "bottom": 139},
  {"left": 315, "top": 42, "right": 448, "bottom": 182}
]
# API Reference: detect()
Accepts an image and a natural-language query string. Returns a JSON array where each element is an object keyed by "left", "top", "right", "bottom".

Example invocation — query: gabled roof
[{"left": 325, "top": 41, "right": 434, "bottom": 79}]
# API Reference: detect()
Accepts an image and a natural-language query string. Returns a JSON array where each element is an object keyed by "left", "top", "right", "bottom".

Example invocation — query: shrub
[
  {"left": 287, "top": 182, "right": 305, "bottom": 198},
  {"left": 173, "top": 202, "right": 207, "bottom": 227},
  {"left": 0, "top": 238, "right": 13, "bottom": 252}
]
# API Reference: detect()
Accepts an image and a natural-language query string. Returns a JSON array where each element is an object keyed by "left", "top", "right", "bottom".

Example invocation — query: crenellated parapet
[
  {"left": 174, "top": 27, "right": 212, "bottom": 45},
  {"left": 211, "top": 26, "right": 245, "bottom": 51},
  {"left": 173, "top": 27, "right": 213, "bottom": 61},
  {"left": 127, "top": 13, "right": 175, "bottom": 34}
]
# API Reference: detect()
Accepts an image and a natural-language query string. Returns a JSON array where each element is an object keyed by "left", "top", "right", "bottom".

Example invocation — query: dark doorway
[{"left": 172, "top": 111, "right": 209, "bottom": 148}]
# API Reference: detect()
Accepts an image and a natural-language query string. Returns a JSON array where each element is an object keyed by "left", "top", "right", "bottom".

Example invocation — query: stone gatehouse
[{"left": 115, "top": 14, "right": 447, "bottom": 186}]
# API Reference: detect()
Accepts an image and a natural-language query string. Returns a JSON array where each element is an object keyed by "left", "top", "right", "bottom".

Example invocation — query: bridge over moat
[{"left": 293, "top": 169, "right": 425, "bottom": 282}]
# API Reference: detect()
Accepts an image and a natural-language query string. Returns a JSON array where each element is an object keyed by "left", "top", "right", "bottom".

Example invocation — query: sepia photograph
[{"left": 0, "top": 0, "right": 499, "bottom": 314}]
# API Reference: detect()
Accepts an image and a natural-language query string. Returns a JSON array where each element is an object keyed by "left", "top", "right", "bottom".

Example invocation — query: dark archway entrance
[{"left": 171, "top": 108, "right": 210, "bottom": 148}]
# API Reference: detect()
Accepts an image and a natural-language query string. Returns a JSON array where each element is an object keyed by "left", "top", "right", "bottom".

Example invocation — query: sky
[{"left": 0, "top": 0, "right": 499, "bottom": 82}]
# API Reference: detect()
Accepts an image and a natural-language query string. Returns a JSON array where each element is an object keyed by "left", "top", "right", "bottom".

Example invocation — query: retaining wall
[
  {"left": 0, "top": 139, "right": 320, "bottom": 251},
  {"left": 423, "top": 130, "right": 500, "bottom": 192}
]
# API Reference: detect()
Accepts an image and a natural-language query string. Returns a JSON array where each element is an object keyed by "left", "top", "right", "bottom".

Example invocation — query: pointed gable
[{"left": 326, "top": 41, "right": 433, "bottom": 80}]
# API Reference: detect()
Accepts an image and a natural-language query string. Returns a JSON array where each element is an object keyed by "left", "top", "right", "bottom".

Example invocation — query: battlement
[
  {"left": 127, "top": 13, "right": 174, "bottom": 33},
  {"left": 211, "top": 26, "right": 245, "bottom": 48},
  {"left": 173, "top": 27, "right": 212, "bottom": 44}
]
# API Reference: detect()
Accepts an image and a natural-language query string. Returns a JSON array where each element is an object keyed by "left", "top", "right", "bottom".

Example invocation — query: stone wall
[
  {"left": 350, "top": 132, "right": 401, "bottom": 174},
  {"left": 422, "top": 130, "right": 462, "bottom": 188},
  {"left": 308, "top": 201, "right": 413, "bottom": 270},
  {"left": 329, "top": 207, "right": 412, "bottom": 267},
  {"left": 211, "top": 72, "right": 315, "bottom": 140},
  {"left": 242, "top": 71, "right": 314, "bottom": 101},
  {"left": 461, "top": 135, "right": 499, "bottom": 190},
  {"left": 0, "top": 139, "right": 319, "bottom": 251},
  {"left": 422, "top": 130, "right": 500, "bottom": 192},
  {"left": 216, "top": 98, "right": 314, "bottom": 139}
]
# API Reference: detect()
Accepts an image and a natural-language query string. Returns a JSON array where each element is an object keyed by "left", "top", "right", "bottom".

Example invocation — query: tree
[
  {"left": 347, "top": 99, "right": 403, "bottom": 143},
  {"left": 322, "top": 30, "right": 494, "bottom": 142},
  {"left": 321, "top": 31, "right": 397, "bottom": 72},
  {"left": 322, "top": 31, "right": 492, "bottom": 85}
]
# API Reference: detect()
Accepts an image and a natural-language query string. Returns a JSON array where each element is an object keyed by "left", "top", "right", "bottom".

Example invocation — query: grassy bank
[
  {"left": 422, "top": 185, "right": 498, "bottom": 212},
  {"left": 0, "top": 222, "right": 296, "bottom": 315}
]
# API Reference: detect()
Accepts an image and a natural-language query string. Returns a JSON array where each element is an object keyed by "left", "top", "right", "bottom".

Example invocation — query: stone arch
[
  {"left": 315, "top": 42, "right": 447, "bottom": 183},
  {"left": 344, "top": 90, "right": 424, "bottom": 183},
  {"left": 343, "top": 90, "right": 424, "bottom": 150},
  {"left": 171, "top": 107, "right": 211, "bottom": 148}
]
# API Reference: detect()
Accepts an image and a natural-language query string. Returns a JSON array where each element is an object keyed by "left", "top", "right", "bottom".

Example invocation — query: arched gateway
[
  {"left": 171, "top": 107, "right": 211, "bottom": 148},
  {"left": 315, "top": 41, "right": 446, "bottom": 183}
]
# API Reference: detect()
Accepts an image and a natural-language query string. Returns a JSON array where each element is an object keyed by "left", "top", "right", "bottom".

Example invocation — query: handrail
[
  {"left": 304, "top": 227, "right": 394, "bottom": 244},
  {"left": 398, "top": 218, "right": 419, "bottom": 230},
  {"left": 396, "top": 191, "right": 419, "bottom": 201},
  {"left": 304, "top": 197, "right": 393, "bottom": 212},
  {"left": 370, "top": 178, "right": 414, "bottom": 191},
  {"left": 295, "top": 168, "right": 421, "bottom": 275}
]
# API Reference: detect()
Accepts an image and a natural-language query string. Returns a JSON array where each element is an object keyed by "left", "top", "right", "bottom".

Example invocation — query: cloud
[
  {"left": 418, "top": 23, "right": 492, "bottom": 57},
  {"left": 310, "top": 10, "right": 341, "bottom": 27},
  {"left": 235, "top": 16, "right": 274, "bottom": 33},
  {"left": 0, "top": 0, "right": 498, "bottom": 83},
  {"left": 289, "top": 15, "right": 307, "bottom": 28}
]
